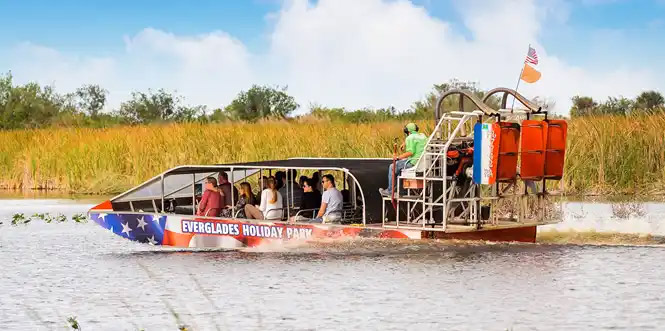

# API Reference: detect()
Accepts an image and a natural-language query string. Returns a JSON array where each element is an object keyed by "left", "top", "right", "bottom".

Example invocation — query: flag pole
[{"left": 511, "top": 44, "right": 531, "bottom": 112}]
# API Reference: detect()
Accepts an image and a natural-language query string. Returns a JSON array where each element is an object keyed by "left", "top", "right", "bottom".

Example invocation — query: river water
[{"left": 1, "top": 195, "right": 665, "bottom": 330}]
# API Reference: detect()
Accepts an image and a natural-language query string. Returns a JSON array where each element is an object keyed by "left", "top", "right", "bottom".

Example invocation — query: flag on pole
[
  {"left": 520, "top": 46, "right": 541, "bottom": 83},
  {"left": 520, "top": 63, "right": 541, "bottom": 83},
  {"left": 525, "top": 46, "right": 538, "bottom": 65}
]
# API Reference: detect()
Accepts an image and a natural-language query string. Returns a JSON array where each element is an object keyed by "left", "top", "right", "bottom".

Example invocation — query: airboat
[{"left": 88, "top": 88, "right": 568, "bottom": 248}]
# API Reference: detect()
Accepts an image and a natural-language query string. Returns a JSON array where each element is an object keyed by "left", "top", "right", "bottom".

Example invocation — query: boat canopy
[{"left": 111, "top": 158, "right": 392, "bottom": 223}]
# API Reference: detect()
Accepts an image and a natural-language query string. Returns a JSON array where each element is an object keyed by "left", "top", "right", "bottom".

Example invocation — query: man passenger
[
  {"left": 312, "top": 174, "right": 343, "bottom": 223},
  {"left": 379, "top": 122, "right": 427, "bottom": 197}
]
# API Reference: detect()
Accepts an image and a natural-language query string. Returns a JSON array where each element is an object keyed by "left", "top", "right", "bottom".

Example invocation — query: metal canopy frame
[{"left": 109, "top": 159, "right": 383, "bottom": 225}]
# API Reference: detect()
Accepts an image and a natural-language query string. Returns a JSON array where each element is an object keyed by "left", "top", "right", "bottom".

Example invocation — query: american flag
[{"left": 525, "top": 46, "right": 538, "bottom": 65}]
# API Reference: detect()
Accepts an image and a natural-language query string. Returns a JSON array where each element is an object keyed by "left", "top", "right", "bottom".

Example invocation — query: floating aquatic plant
[
  {"left": 11, "top": 213, "right": 26, "bottom": 225},
  {"left": 7, "top": 212, "right": 88, "bottom": 226},
  {"left": 67, "top": 316, "right": 80, "bottom": 330},
  {"left": 72, "top": 213, "right": 86, "bottom": 223}
]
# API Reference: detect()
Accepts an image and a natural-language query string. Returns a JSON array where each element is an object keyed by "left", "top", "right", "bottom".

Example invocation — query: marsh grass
[
  {"left": 564, "top": 113, "right": 665, "bottom": 195},
  {"left": 0, "top": 114, "right": 663, "bottom": 195}
]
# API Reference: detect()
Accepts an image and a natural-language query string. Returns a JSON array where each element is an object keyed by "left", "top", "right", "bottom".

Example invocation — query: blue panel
[{"left": 473, "top": 123, "right": 482, "bottom": 184}]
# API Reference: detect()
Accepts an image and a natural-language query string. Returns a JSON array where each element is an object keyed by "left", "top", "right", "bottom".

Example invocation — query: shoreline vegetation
[
  {"left": 2, "top": 73, "right": 664, "bottom": 195},
  {"left": 2, "top": 114, "right": 665, "bottom": 195}
]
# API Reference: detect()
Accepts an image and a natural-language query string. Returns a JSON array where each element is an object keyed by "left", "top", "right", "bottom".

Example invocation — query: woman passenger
[
  {"left": 245, "top": 177, "right": 283, "bottom": 220},
  {"left": 228, "top": 182, "right": 256, "bottom": 218},
  {"left": 197, "top": 177, "right": 223, "bottom": 217}
]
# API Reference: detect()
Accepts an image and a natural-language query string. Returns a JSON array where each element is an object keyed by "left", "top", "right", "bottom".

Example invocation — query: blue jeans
[{"left": 388, "top": 159, "right": 412, "bottom": 192}]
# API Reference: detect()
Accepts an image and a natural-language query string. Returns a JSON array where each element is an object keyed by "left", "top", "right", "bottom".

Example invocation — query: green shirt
[{"left": 405, "top": 132, "right": 427, "bottom": 165}]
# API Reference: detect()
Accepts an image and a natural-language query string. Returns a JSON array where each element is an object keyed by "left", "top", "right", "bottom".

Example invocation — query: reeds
[
  {"left": 564, "top": 113, "right": 665, "bottom": 195},
  {"left": 0, "top": 120, "right": 429, "bottom": 193},
  {"left": 0, "top": 114, "right": 663, "bottom": 195}
]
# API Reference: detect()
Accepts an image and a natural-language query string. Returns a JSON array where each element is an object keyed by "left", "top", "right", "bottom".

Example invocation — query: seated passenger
[
  {"left": 379, "top": 122, "right": 427, "bottom": 197},
  {"left": 231, "top": 182, "right": 256, "bottom": 219},
  {"left": 311, "top": 172, "right": 321, "bottom": 192},
  {"left": 299, "top": 178, "right": 322, "bottom": 218},
  {"left": 311, "top": 174, "right": 343, "bottom": 223},
  {"left": 197, "top": 177, "right": 223, "bottom": 217},
  {"left": 275, "top": 171, "right": 286, "bottom": 190},
  {"left": 218, "top": 172, "right": 238, "bottom": 214},
  {"left": 277, "top": 169, "right": 303, "bottom": 208},
  {"left": 245, "top": 177, "right": 283, "bottom": 220},
  {"left": 299, "top": 175, "right": 308, "bottom": 188}
]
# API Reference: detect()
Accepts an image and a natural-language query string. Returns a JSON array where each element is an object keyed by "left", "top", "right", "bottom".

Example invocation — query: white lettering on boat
[
  {"left": 181, "top": 220, "right": 240, "bottom": 236},
  {"left": 181, "top": 220, "right": 313, "bottom": 239}
]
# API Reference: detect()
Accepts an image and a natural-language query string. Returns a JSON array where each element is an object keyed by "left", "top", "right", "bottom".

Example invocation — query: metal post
[
  {"left": 290, "top": 169, "right": 295, "bottom": 208},
  {"left": 160, "top": 174, "right": 165, "bottom": 213},
  {"left": 230, "top": 167, "right": 235, "bottom": 218},
  {"left": 286, "top": 169, "right": 291, "bottom": 220},
  {"left": 511, "top": 44, "right": 530, "bottom": 111},
  {"left": 192, "top": 173, "right": 196, "bottom": 215}
]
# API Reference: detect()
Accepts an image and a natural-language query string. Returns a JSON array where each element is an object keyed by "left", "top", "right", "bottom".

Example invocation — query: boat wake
[
  {"left": 236, "top": 231, "right": 665, "bottom": 254},
  {"left": 536, "top": 229, "right": 665, "bottom": 246}
]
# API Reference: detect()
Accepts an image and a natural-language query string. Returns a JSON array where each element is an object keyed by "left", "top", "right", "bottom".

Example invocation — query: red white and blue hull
[
  {"left": 88, "top": 201, "right": 537, "bottom": 248},
  {"left": 88, "top": 211, "right": 423, "bottom": 248}
]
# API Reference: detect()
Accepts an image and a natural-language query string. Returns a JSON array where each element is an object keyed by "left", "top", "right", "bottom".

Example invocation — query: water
[{"left": 1, "top": 196, "right": 665, "bottom": 330}]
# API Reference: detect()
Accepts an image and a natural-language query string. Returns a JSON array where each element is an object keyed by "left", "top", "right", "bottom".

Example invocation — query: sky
[{"left": 1, "top": 0, "right": 663, "bottom": 114}]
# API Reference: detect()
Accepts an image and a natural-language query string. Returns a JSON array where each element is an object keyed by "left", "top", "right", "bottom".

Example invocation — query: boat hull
[{"left": 89, "top": 211, "right": 537, "bottom": 248}]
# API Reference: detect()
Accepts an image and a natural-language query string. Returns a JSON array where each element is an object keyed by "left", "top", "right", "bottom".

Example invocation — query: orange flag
[{"left": 520, "top": 63, "right": 541, "bottom": 83}]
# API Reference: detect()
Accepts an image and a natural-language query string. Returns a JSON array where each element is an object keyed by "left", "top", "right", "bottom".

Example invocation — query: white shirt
[{"left": 259, "top": 189, "right": 283, "bottom": 220}]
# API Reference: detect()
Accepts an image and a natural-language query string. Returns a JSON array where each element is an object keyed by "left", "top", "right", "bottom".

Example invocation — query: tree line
[
  {"left": 1, "top": 71, "right": 662, "bottom": 129},
  {"left": 570, "top": 91, "right": 665, "bottom": 117}
]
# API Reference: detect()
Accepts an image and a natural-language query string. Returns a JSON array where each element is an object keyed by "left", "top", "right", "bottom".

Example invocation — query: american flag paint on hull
[{"left": 88, "top": 211, "right": 422, "bottom": 249}]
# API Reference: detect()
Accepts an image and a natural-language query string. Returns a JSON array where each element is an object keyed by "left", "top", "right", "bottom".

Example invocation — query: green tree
[
  {"left": 598, "top": 96, "right": 633, "bottom": 115},
  {"left": 0, "top": 72, "right": 69, "bottom": 129},
  {"left": 570, "top": 96, "right": 597, "bottom": 117},
  {"left": 118, "top": 89, "right": 198, "bottom": 124},
  {"left": 635, "top": 90, "right": 664, "bottom": 111},
  {"left": 74, "top": 84, "right": 107, "bottom": 118},
  {"left": 225, "top": 85, "right": 298, "bottom": 121},
  {"left": 411, "top": 79, "right": 500, "bottom": 118}
]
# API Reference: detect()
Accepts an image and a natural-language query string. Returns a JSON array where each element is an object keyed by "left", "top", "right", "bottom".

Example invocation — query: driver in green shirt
[{"left": 379, "top": 122, "right": 427, "bottom": 197}]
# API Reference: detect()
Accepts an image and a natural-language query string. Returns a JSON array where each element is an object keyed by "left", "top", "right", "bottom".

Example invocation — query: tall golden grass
[
  {"left": 565, "top": 113, "right": 665, "bottom": 195},
  {"left": 0, "top": 119, "right": 429, "bottom": 193},
  {"left": 0, "top": 114, "right": 664, "bottom": 195}
]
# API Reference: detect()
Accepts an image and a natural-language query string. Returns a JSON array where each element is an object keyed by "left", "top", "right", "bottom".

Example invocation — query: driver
[{"left": 379, "top": 122, "right": 427, "bottom": 197}]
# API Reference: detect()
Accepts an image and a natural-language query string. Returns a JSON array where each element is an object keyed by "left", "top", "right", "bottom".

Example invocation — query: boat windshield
[{"left": 113, "top": 169, "right": 259, "bottom": 202}]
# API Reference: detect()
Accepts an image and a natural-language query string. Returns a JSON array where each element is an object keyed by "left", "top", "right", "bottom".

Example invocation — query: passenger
[
  {"left": 311, "top": 172, "right": 321, "bottom": 192},
  {"left": 298, "top": 175, "right": 308, "bottom": 188},
  {"left": 218, "top": 172, "right": 238, "bottom": 213},
  {"left": 276, "top": 171, "right": 287, "bottom": 202},
  {"left": 379, "top": 122, "right": 427, "bottom": 197},
  {"left": 197, "top": 177, "right": 223, "bottom": 217},
  {"left": 245, "top": 177, "right": 283, "bottom": 220},
  {"left": 260, "top": 176, "right": 270, "bottom": 190},
  {"left": 230, "top": 182, "right": 256, "bottom": 219},
  {"left": 275, "top": 171, "right": 286, "bottom": 190},
  {"left": 277, "top": 169, "right": 303, "bottom": 208},
  {"left": 289, "top": 169, "right": 301, "bottom": 190},
  {"left": 289, "top": 169, "right": 304, "bottom": 207},
  {"left": 299, "top": 178, "right": 322, "bottom": 218},
  {"left": 311, "top": 174, "right": 343, "bottom": 223}
]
